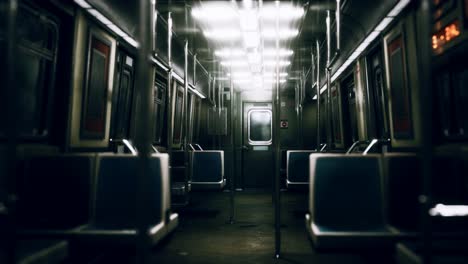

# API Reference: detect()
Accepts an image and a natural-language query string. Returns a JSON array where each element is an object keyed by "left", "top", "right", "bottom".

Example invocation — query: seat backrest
[
  {"left": 92, "top": 153, "right": 167, "bottom": 229},
  {"left": 152, "top": 153, "right": 171, "bottom": 217},
  {"left": 309, "top": 154, "right": 384, "bottom": 230},
  {"left": 191, "top": 150, "right": 224, "bottom": 183},
  {"left": 383, "top": 153, "right": 421, "bottom": 231},
  {"left": 170, "top": 150, "right": 185, "bottom": 167},
  {"left": 287, "top": 150, "right": 316, "bottom": 183},
  {"left": 18, "top": 153, "right": 96, "bottom": 229}
]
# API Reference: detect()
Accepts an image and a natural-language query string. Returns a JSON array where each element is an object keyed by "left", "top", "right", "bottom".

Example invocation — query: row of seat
[
  {"left": 14, "top": 152, "right": 178, "bottom": 261},
  {"left": 170, "top": 145, "right": 225, "bottom": 206},
  {"left": 293, "top": 148, "right": 468, "bottom": 263},
  {"left": 305, "top": 153, "right": 420, "bottom": 249},
  {"left": 111, "top": 140, "right": 225, "bottom": 202}
]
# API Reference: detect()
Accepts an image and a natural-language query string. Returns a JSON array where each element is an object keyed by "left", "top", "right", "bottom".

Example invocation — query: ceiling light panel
[
  {"left": 240, "top": 10, "right": 258, "bottom": 31},
  {"left": 192, "top": 1, "right": 303, "bottom": 90},
  {"left": 204, "top": 29, "right": 241, "bottom": 40},
  {"left": 192, "top": 4, "right": 238, "bottom": 22},
  {"left": 259, "top": 4, "right": 304, "bottom": 21},
  {"left": 215, "top": 49, "right": 245, "bottom": 58},
  {"left": 263, "top": 48, "right": 294, "bottom": 57},
  {"left": 262, "top": 28, "right": 299, "bottom": 39}
]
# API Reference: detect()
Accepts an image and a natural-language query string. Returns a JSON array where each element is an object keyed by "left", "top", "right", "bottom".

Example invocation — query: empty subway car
[{"left": 1, "top": 0, "right": 467, "bottom": 263}]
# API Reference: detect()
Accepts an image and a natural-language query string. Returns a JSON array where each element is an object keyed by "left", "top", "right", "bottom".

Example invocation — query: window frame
[{"left": 247, "top": 109, "right": 273, "bottom": 145}]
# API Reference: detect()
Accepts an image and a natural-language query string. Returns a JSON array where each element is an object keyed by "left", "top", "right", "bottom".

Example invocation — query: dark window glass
[
  {"left": 173, "top": 84, "right": 184, "bottom": 145},
  {"left": 345, "top": 77, "right": 358, "bottom": 143},
  {"left": 110, "top": 51, "right": 134, "bottom": 141},
  {"left": 153, "top": 73, "right": 167, "bottom": 144},
  {"left": 331, "top": 86, "right": 342, "bottom": 144},
  {"left": 192, "top": 99, "right": 201, "bottom": 142},
  {"left": 3, "top": 5, "right": 58, "bottom": 138},
  {"left": 249, "top": 110, "right": 272, "bottom": 143},
  {"left": 367, "top": 47, "right": 390, "bottom": 140},
  {"left": 155, "top": 18, "right": 168, "bottom": 63},
  {"left": 453, "top": 69, "right": 468, "bottom": 136}
]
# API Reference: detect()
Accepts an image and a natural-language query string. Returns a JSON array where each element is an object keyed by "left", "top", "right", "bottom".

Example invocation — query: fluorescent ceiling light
[
  {"left": 375, "top": 17, "right": 394, "bottom": 32},
  {"left": 124, "top": 36, "right": 138, "bottom": 47},
  {"left": 204, "top": 29, "right": 241, "bottom": 40},
  {"left": 172, "top": 72, "right": 184, "bottom": 83},
  {"left": 75, "top": 0, "right": 91, "bottom": 9},
  {"left": 263, "top": 72, "right": 288, "bottom": 77},
  {"left": 215, "top": 49, "right": 245, "bottom": 58},
  {"left": 263, "top": 48, "right": 294, "bottom": 57},
  {"left": 388, "top": 0, "right": 411, "bottom": 17},
  {"left": 243, "top": 0, "right": 253, "bottom": 9},
  {"left": 355, "top": 42, "right": 369, "bottom": 52},
  {"left": 89, "top": 9, "right": 113, "bottom": 25},
  {"left": 363, "top": 31, "right": 380, "bottom": 44},
  {"left": 253, "top": 75, "right": 263, "bottom": 82},
  {"left": 108, "top": 24, "right": 128, "bottom": 37},
  {"left": 221, "top": 60, "right": 249, "bottom": 67},
  {"left": 247, "top": 52, "right": 261, "bottom": 64},
  {"left": 263, "top": 60, "right": 291, "bottom": 67},
  {"left": 192, "top": 5, "right": 237, "bottom": 21},
  {"left": 250, "top": 64, "right": 262, "bottom": 73},
  {"left": 264, "top": 79, "right": 287, "bottom": 83},
  {"left": 312, "top": 85, "right": 328, "bottom": 100},
  {"left": 240, "top": 10, "right": 258, "bottom": 31},
  {"left": 152, "top": 57, "right": 169, "bottom": 72},
  {"left": 243, "top": 31, "right": 260, "bottom": 48},
  {"left": 74, "top": 1, "right": 138, "bottom": 48},
  {"left": 233, "top": 79, "right": 252, "bottom": 83},
  {"left": 262, "top": 29, "right": 299, "bottom": 39},
  {"left": 228, "top": 72, "right": 251, "bottom": 78},
  {"left": 328, "top": 0, "right": 410, "bottom": 84},
  {"left": 259, "top": 5, "right": 304, "bottom": 21},
  {"left": 189, "top": 86, "right": 206, "bottom": 99}
]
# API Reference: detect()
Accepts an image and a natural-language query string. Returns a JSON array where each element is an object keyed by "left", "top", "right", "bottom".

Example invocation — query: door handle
[{"left": 242, "top": 145, "right": 249, "bottom": 151}]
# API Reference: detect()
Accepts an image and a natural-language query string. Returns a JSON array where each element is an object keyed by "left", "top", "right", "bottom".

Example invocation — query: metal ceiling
[
  {"left": 156, "top": 0, "right": 399, "bottom": 91},
  {"left": 82, "top": 0, "right": 401, "bottom": 93}
]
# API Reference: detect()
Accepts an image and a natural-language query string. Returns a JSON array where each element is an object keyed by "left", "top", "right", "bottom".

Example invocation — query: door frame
[{"left": 241, "top": 101, "right": 273, "bottom": 189}]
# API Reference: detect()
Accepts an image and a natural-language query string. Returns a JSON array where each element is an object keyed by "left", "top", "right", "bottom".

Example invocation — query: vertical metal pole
[
  {"left": 183, "top": 41, "right": 190, "bottom": 204},
  {"left": 135, "top": 0, "right": 155, "bottom": 263},
  {"left": 211, "top": 78, "right": 216, "bottom": 149},
  {"left": 194, "top": 54, "right": 197, "bottom": 86},
  {"left": 228, "top": 66, "right": 235, "bottom": 224},
  {"left": 315, "top": 40, "right": 321, "bottom": 150},
  {"left": 325, "top": 10, "right": 333, "bottom": 149},
  {"left": 274, "top": 1, "right": 281, "bottom": 259},
  {"left": 166, "top": 12, "right": 173, "bottom": 156},
  {"left": 335, "top": 0, "right": 341, "bottom": 51},
  {"left": 418, "top": 1, "right": 433, "bottom": 263},
  {"left": 3, "top": 1, "right": 18, "bottom": 263},
  {"left": 168, "top": 12, "right": 172, "bottom": 68},
  {"left": 218, "top": 81, "right": 222, "bottom": 148}
]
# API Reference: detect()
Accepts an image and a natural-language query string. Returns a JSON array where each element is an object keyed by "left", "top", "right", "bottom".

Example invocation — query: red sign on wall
[{"left": 280, "top": 120, "right": 288, "bottom": 129}]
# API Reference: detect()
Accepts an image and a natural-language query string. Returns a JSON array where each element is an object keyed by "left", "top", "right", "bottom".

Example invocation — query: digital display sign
[{"left": 432, "top": 21, "right": 461, "bottom": 51}]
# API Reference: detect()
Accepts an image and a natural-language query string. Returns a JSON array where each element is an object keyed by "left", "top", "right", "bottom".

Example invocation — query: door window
[{"left": 248, "top": 110, "right": 272, "bottom": 145}]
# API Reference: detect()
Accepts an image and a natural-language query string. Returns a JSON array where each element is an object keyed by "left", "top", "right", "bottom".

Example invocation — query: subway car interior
[{"left": 1, "top": 0, "right": 468, "bottom": 263}]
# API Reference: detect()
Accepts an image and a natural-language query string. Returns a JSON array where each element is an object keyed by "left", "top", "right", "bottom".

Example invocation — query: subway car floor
[{"left": 97, "top": 190, "right": 395, "bottom": 264}]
